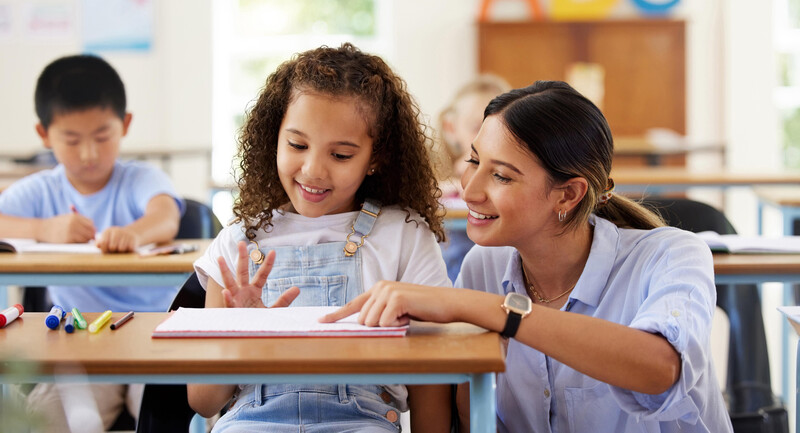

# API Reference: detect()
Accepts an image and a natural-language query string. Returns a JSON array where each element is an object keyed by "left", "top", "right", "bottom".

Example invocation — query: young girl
[
  {"left": 324, "top": 81, "right": 733, "bottom": 432},
  {"left": 436, "top": 74, "right": 511, "bottom": 282},
  {"left": 188, "top": 44, "right": 452, "bottom": 432}
]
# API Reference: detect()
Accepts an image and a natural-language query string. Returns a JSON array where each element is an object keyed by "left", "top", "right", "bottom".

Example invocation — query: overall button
[
  {"left": 544, "top": 389, "right": 550, "bottom": 398},
  {"left": 386, "top": 410, "right": 399, "bottom": 423}
]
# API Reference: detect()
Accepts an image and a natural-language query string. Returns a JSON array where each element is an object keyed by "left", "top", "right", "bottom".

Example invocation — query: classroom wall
[
  {"left": 0, "top": 0, "right": 780, "bottom": 214},
  {"left": 0, "top": 0, "right": 212, "bottom": 201}
]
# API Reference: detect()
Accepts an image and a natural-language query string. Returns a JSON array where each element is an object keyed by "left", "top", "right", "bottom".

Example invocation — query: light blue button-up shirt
[{"left": 456, "top": 215, "right": 733, "bottom": 432}]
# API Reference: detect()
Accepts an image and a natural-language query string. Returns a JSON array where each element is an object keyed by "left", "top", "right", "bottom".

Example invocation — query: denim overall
[{"left": 212, "top": 200, "right": 402, "bottom": 433}]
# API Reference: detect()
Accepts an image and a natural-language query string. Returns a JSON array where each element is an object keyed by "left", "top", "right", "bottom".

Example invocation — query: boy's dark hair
[
  {"left": 234, "top": 43, "right": 445, "bottom": 241},
  {"left": 35, "top": 55, "right": 127, "bottom": 129},
  {"left": 485, "top": 80, "right": 664, "bottom": 231}
]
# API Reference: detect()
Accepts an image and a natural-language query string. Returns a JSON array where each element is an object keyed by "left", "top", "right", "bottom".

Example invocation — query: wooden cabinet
[{"left": 478, "top": 20, "right": 686, "bottom": 141}]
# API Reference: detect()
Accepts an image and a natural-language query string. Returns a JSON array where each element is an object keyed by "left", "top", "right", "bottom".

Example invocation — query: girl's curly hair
[{"left": 233, "top": 43, "right": 445, "bottom": 242}]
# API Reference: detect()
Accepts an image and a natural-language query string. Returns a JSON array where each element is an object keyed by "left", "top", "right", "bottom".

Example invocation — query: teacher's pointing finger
[{"left": 318, "top": 293, "right": 370, "bottom": 323}]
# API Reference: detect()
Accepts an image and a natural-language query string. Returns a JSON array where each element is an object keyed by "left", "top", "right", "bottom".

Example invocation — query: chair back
[{"left": 177, "top": 198, "right": 223, "bottom": 239}]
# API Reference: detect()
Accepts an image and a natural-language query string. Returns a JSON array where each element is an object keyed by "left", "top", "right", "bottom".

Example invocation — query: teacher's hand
[{"left": 319, "top": 281, "right": 459, "bottom": 327}]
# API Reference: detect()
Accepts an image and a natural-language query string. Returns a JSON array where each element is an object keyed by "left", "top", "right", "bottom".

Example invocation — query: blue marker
[
  {"left": 64, "top": 313, "right": 75, "bottom": 333},
  {"left": 45, "top": 305, "right": 65, "bottom": 330}
]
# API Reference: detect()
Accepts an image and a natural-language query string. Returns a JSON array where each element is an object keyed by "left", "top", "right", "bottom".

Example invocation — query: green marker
[{"left": 71, "top": 307, "right": 87, "bottom": 330}]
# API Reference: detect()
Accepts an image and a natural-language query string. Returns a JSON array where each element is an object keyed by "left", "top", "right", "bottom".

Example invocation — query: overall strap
[{"left": 343, "top": 199, "right": 382, "bottom": 257}]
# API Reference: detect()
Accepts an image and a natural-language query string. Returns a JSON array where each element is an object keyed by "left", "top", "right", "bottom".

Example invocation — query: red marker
[{"left": 0, "top": 304, "right": 23, "bottom": 327}]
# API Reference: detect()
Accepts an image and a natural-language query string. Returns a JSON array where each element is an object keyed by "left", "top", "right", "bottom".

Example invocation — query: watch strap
[{"left": 500, "top": 311, "right": 522, "bottom": 339}]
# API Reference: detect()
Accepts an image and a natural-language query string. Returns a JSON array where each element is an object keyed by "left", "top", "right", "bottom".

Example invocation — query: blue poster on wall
[{"left": 82, "top": 0, "right": 153, "bottom": 52}]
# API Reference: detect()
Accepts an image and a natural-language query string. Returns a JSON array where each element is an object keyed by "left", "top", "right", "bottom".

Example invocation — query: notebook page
[{"left": 153, "top": 306, "right": 408, "bottom": 338}]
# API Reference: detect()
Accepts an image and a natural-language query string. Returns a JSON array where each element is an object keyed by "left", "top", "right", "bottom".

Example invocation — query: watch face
[{"left": 505, "top": 293, "right": 532, "bottom": 314}]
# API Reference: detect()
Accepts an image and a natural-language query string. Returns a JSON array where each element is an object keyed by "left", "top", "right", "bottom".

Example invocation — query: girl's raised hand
[
  {"left": 319, "top": 281, "right": 459, "bottom": 327},
  {"left": 218, "top": 241, "right": 300, "bottom": 308}
]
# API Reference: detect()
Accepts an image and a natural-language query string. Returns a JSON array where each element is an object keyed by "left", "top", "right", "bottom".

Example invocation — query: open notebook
[
  {"left": 696, "top": 231, "right": 800, "bottom": 253},
  {"left": 152, "top": 306, "right": 409, "bottom": 338},
  {"left": 0, "top": 238, "right": 101, "bottom": 254}
]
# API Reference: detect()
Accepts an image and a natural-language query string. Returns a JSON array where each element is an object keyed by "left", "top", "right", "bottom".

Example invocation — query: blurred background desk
[
  {"left": 0, "top": 239, "right": 210, "bottom": 310},
  {"left": 613, "top": 168, "right": 800, "bottom": 194}
]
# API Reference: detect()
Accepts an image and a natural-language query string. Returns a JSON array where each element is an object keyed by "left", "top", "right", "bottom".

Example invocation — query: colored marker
[
  {"left": 71, "top": 307, "right": 88, "bottom": 329},
  {"left": 45, "top": 305, "right": 65, "bottom": 330},
  {"left": 88, "top": 310, "right": 112, "bottom": 333},
  {"left": 110, "top": 311, "right": 134, "bottom": 330},
  {"left": 64, "top": 313, "right": 75, "bottom": 333},
  {"left": 0, "top": 304, "right": 23, "bottom": 327}
]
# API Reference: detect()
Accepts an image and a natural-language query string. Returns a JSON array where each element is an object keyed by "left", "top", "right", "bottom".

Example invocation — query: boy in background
[{"left": 0, "top": 54, "right": 184, "bottom": 432}]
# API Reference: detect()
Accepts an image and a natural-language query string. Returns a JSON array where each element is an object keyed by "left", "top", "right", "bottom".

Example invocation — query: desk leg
[
  {"left": 469, "top": 373, "right": 496, "bottom": 433},
  {"left": 785, "top": 286, "right": 793, "bottom": 405},
  {"left": 797, "top": 342, "right": 800, "bottom": 433}
]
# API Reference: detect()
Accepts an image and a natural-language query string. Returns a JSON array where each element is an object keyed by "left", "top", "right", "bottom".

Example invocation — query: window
[
  {"left": 211, "top": 0, "right": 389, "bottom": 222},
  {"left": 775, "top": 0, "right": 800, "bottom": 168}
]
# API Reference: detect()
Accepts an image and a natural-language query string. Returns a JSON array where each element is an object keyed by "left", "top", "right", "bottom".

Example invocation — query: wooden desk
[
  {"left": 612, "top": 168, "right": 800, "bottom": 193},
  {"left": 0, "top": 312, "right": 504, "bottom": 432},
  {"left": 614, "top": 137, "right": 724, "bottom": 168},
  {"left": 714, "top": 252, "right": 800, "bottom": 283},
  {"left": 0, "top": 239, "right": 211, "bottom": 309}
]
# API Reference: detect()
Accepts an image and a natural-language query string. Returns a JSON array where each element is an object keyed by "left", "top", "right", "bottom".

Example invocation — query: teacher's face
[{"left": 460, "top": 115, "right": 561, "bottom": 248}]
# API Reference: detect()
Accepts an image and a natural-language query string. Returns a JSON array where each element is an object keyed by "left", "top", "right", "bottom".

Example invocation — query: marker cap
[
  {"left": 64, "top": 314, "right": 75, "bottom": 333},
  {"left": 0, "top": 304, "right": 23, "bottom": 327},
  {"left": 45, "top": 305, "right": 65, "bottom": 330},
  {"left": 45, "top": 314, "right": 60, "bottom": 329}
]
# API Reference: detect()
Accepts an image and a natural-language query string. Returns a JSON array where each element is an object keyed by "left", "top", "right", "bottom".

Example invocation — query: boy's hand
[
  {"left": 96, "top": 226, "right": 141, "bottom": 253},
  {"left": 40, "top": 213, "right": 96, "bottom": 244},
  {"left": 218, "top": 241, "right": 300, "bottom": 309}
]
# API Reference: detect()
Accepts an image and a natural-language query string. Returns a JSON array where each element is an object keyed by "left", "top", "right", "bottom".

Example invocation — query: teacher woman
[{"left": 323, "top": 81, "right": 733, "bottom": 432}]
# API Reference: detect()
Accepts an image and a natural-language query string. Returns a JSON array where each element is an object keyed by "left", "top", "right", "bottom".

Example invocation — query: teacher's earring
[
  {"left": 368, "top": 168, "right": 376, "bottom": 175},
  {"left": 249, "top": 240, "right": 265, "bottom": 265},
  {"left": 558, "top": 209, "right": 567, "bottom": 222}
]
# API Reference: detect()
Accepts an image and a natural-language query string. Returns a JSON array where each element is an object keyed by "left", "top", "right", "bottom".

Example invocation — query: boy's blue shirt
[{"left": 0, "top": 160, "right": 185, "bottom": 312}]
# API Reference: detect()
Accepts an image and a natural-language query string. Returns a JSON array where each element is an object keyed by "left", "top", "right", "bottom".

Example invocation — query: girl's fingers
[
  {"left": 235, "top": 241, "right": 250, "bottom": 285},
  {"left": 221, "top": 289, "right": 233, "bottom": 308},
  {"left": 270, "top": 286, "right": 300, "bottom": 308},
  {"left": 217, "top": 257, "right": 239, "bottom": 296}
]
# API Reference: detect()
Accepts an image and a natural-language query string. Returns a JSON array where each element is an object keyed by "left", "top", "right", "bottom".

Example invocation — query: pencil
[{"left": 110, "top": 311, "right": 134, "bottom": 330}]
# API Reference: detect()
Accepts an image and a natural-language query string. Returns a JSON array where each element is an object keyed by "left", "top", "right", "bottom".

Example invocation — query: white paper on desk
[
  {"left": 152, "top": 307, "right": 409, "bottom": 338},
  {"left": 777, "top": 306, "right": 800, "bottom": 336},
  {"left": 697, "top": 231, "right": 800, "bottom": 253},
  {"left": 0, "top": 238, "right": 101, "bottom": 254}
]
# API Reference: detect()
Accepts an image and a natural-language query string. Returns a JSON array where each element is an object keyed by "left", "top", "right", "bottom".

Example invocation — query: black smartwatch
[{"left": 500, "top": 292, "right": 532, "bottom": 339}]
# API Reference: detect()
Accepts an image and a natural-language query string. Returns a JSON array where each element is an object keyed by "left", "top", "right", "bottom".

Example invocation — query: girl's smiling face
[{"left": 276, "top": 91, "right": 376, "bottom": 217}]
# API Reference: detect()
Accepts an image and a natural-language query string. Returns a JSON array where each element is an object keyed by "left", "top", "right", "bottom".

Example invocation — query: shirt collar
[{"left": 499, "top": 215, "right": 620, "bottom": 308}]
